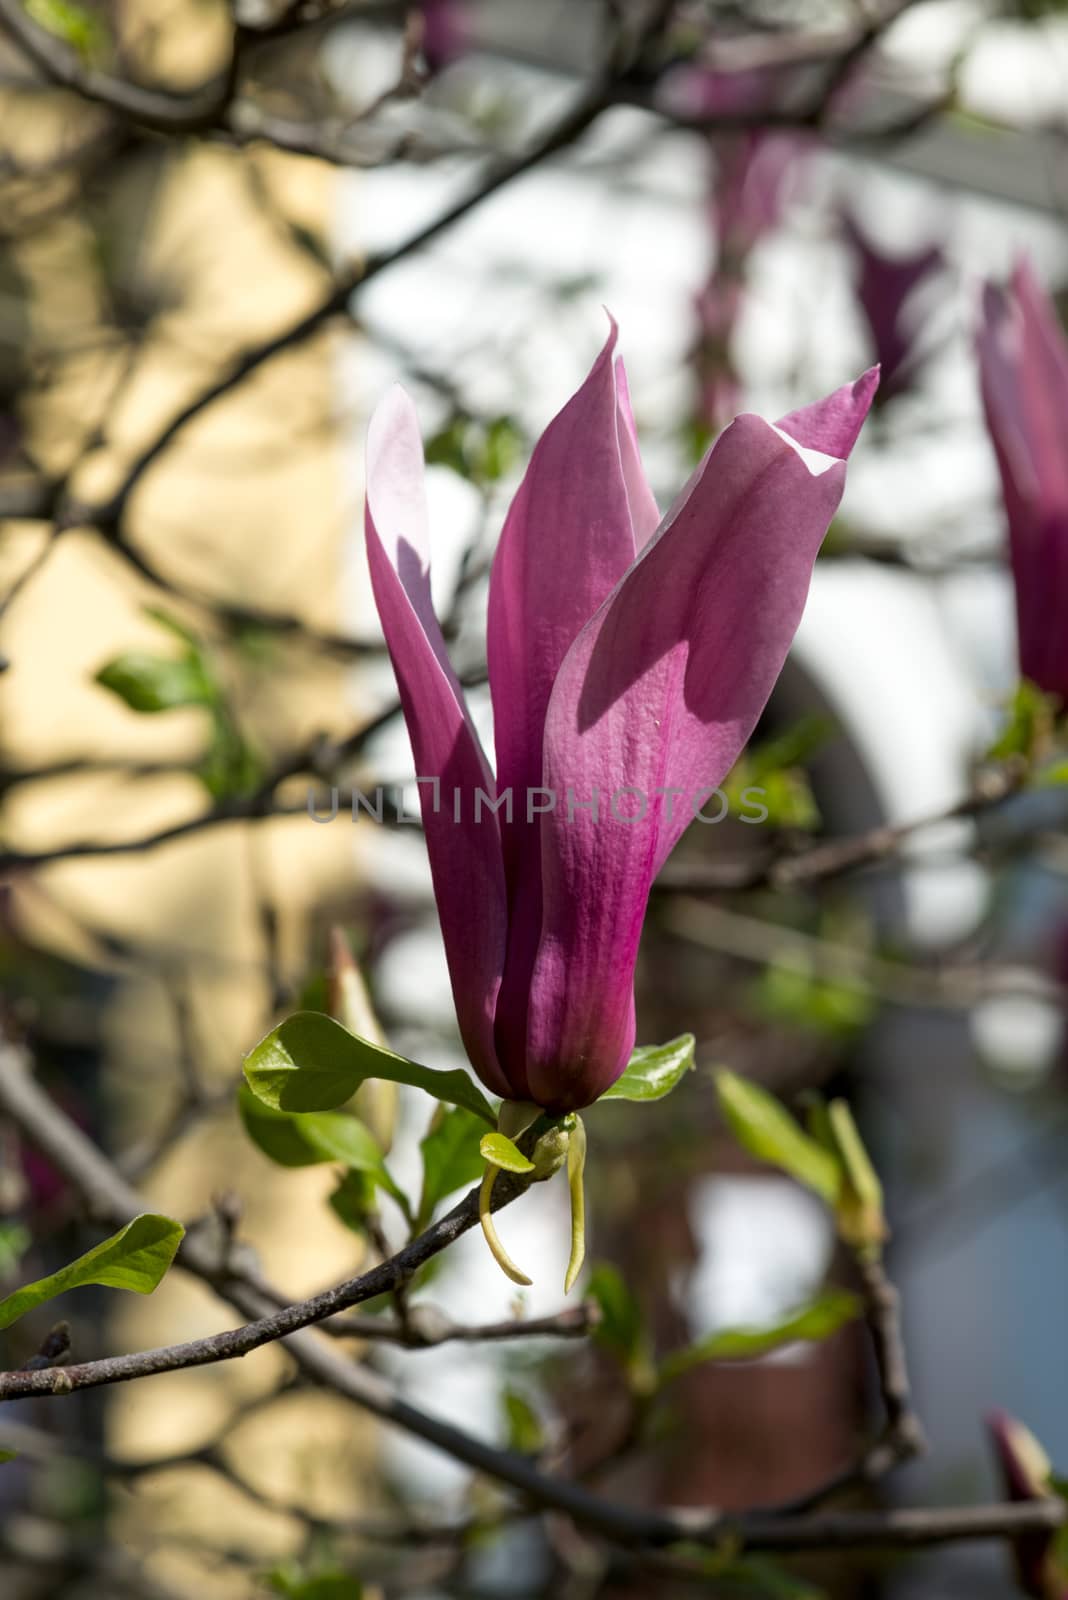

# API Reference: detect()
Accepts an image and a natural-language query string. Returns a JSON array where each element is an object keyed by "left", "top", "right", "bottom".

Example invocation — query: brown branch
[
  {"left": 316, "top": 1300, "right": 599, "bottom": 1345},
  {"left": 0, "top": 0, "right": 235, "bottom": 132},
  {"left": 655, "top": 761, "right": 1028, "bottom": 895},
  {"left": 0, "top": 1041, "right": 1062, "bottom": 1556}
]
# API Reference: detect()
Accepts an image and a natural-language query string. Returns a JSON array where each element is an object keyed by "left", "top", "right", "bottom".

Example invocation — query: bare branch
[{"left": 0, "top": 0, "right": 235, "bottom": 132}]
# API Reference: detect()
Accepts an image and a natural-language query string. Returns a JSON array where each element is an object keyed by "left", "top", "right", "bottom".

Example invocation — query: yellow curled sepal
[
  {"left": 475, "top": 1103, "right": 591, "bottom": 1292},
  {"left": 477, "top": 1101, "right": 541, "bottom": 1288},
  {"left": 564, "top": 1113, "right": 587, "bottom": 1295}
]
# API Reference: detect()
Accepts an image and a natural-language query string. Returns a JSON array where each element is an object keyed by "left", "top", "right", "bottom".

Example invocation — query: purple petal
[
  {"left": 486, "top": 327, "right": 645, "bottom": 1088},
  {"left": 778, "top": 366, "right": 880, "bottom": 458},
  {"left": 365, "top": 387, "right": 509, "bottom": 1098},
  {"left": 615, "top": 357, "right": 660, "bottom": 548},
  {"left": 527, "top": 395, "right": 872, "bottom": 1110},
  {"left": 843, "top": 213, "right": 944, "bottom": 397},
  {"left": 978, "top": 260, "right": 1068, "bottom": 698}
]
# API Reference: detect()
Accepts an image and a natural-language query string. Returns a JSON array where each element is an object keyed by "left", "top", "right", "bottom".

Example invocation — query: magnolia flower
[
  {"left": 696, "top": 127, "right": 801, "bottom": 434},
  {"left": 986, "top": 1409, "right": 1065, "bottom": 1598},
  {"left": 978, "top": 261, "right": 1068, "bottom": 705},
  {"left": 843, "top": 212, "right": 943, "bottom": 402},
  {"left": 419, "top": 0, "right": 469, "bottom": 71},
  {"left": 365, "top": 330, "right": 876, "bottom": 1113}
]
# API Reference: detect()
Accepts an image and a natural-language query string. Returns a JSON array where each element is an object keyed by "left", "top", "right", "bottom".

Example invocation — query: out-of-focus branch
[
  {"left": 1, "top": 1038, "right": 1065, "bottom": 1558},
  {"left": 316, "top": 1300, "right": 599, "bottom": 1345},
  {"left": 0, "top": 0, "right": 236, "bottom": 131},
  {"left": 663, "top": 898, "right": 1068, "bottom": 1014},
  {"left": 655, "top": 761, "right": 1028, "bottom": 895}
]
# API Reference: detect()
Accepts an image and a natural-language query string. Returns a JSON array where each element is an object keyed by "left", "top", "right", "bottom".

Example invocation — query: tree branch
[
  {"left": 0, "top": 1041, "right": 1061, "bottom": 1556},
  {"left": 0, "top": 0, "right": 235, "bottom": 132}
]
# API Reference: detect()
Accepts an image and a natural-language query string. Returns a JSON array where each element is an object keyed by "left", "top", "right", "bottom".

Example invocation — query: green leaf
[
  {"left": 0, "top": 1449, "right": 18, "bottom": 1464},
  {"left": 587, "top": 1262, "right": 647, "bottom": 1369},
  {"left": 0, "top": 1221, "right": 31, "bottom": 1277},
  {"left": 0, "top": 1214, "right": 184, "bottom": 1331},
  {"left": 417, "top": 1106, "right": 486, "bottom": 1226},
  {"left": 267, "top": 1571, "right": 363, "bottom": 1600},
  {"left": 678, "top": 1551, "right": 826, "bottom": 1598},
  {"left": 657, "top": 1289, "right": 861, "bottom": 1385},
  {"left": 238, "top": 1088, "right": 408, "bottom": 1213},
  {"left": 825, "top": 1099, "right": 886, "bottom": 1254},
  {"left": 424, "top": 413, "right": 524, "bottom": 486},
  {"left": 748, "top": 715, "right": 838, "bottom": 778},
  {"left": 988, "top": 678, "right": 1058, "bottom": 762},
  {"left": 754, "top": 964, "right": 873, "bottom": 1038},
  {"left": 238, "top": 1085, "right": 323, "bottom": 1168},
  {"left": 480, "top": 416, "right": 524, "bottom": 482},
  {"left": 479, "top": 1131, "right": 534, "bottom": 1173},
  {"left": 328, "top": 1171, "right": 379, "bottom": 1236},
  {"left": 142, "top": 605, "right": 201, "bottom": 647},
  {"left": 600, "top": 1035, "right": 696, "bottom": 1104},
  {"left": 501, "top": 1387, "right": 544, "bottom": 1454},
  {"left": 244, "top": 1011, "right": 496, "bottom": 1124},
  {"left": 95, "top": 651, "right": 214, "bottom": 714},
  {"left": 1037, "top": 759, "right": 1068, "bottom": 787},
  {"left": 26, "top": 0, "right": 106, "bottom": 58},
  {"left": 714, "top": 1070, "right": 841, "bottom": 1204},
  {"left": 198, "top": 707, "right": 264, "bottom": 801}
]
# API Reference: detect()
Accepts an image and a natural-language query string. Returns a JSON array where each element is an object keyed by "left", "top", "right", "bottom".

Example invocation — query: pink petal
[
  {"left": 365, "top": 387, "right": 509, "bottom": 1098},
  {"left": 615, "top": 357, "right": 660, "bottom": 548},
  {"left": 978, "top": 261, "right": 1068, "bottom": 698},
  {"left": 527, "top": 393, "right": 873, "bottom": 1110},
  {"left": 778, "top": 366, "right": 880, "bottom": 458},
  {"left": 486, "top": 326, "right": 646, "bottom": 1087}
]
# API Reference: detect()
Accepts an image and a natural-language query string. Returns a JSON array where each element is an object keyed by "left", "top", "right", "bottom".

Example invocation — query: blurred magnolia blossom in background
[
  {"left": 979, "top": 259, "right": 1068, "bottom": 708},
  {"left": 842, "top": 211, "right": 946, "bottom": 404}
]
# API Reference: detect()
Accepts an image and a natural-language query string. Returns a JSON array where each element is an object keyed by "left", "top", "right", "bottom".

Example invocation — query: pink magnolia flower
[
  {"left": 843, "top": 212, "right": 944, "bottom": 402},
  {"left": 696, "top": 124, "right": 802, "bottom": 435},
  {"left": 420, "top": 0, "right": 469, "bottom": 72},
  {"left": 986, "top": 1409, "right": 1065, "bottom": 1598},
  {"left": 978, "top": 260, "right": 1068, "bottom": 704},
  {"left": 365, "top": 330, "right": 876, "bottom": 1111}
]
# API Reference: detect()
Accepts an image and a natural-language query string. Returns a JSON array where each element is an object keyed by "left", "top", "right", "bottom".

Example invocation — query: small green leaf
[
  {"left": 501, "top": 1387, "right": 544, "bottom": 1454},
  {"left": 417, "top": 1106, "right": 486, "bottom": 1226},
  {"left": 26, "top": 0, "right": 106, "bottom": 58},
  {"left": 479, "top": 1131, "right": 534, "bottom": 1173},
  {"left": 328, "top": 1171, "right": 379, "bottom": 1236},
  {"left": 95, "top": 651, "right": 214, "bottom": 714},
  {"left": 239, "top": 1085, "right": 323, "bottom": 1168},
  {"left": 679, "top": 1552, "right": 826, "bottom": 1598},
  {"left": 747, "top": 715, "right": 838, "bottom": 778},
  {"left": 715, "top": 1070, "right": 841, "bottom": 1204},
  {"left": 0, "top": 1449, "right": 18, "bottom": 1464},
  {"left": 657, "top": 1289, "right": 861, "bottom": 1385},
  {"left": 244, "top": 1012, "right": 496, "bottom": 1124},
  {"left": 1037, "top": 759, "right": 1068, "bottom": 787},
  {"left": 600, "top": 1034, "right": 696, "bottom": 1103},
  {"left": 0, "top": 1214, "right": 184, "bottom": 1331},
  {"left": 988, "top": 678, "right": 1058, "bottom": 762},
  {"left": 142, "top": 606, "right": 201, "bottom": 647},
  {"left": 424, "top": 413, "right": 525, "bottom": 486},
  {"left": 198, "top": 707, "right": 264, "bottom": 800},
  {"left": 754, "top": 964, "right": 873, "bottom": 1038},
  {"left": 238, "top": 1088, "right": 409, "bottom": 1213},
  {"left": 0, "top": 1221, "right": 31, "bottom": 1277},
  {"left": 586, "top": 1262, "right": 649, "bottom": 1373},
  {"left": 267, "top": 1570, "right": 363, "bottom": 1600},
  {"left": 826, "top": 1099, "right": 886, "bottom": 1255}
]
